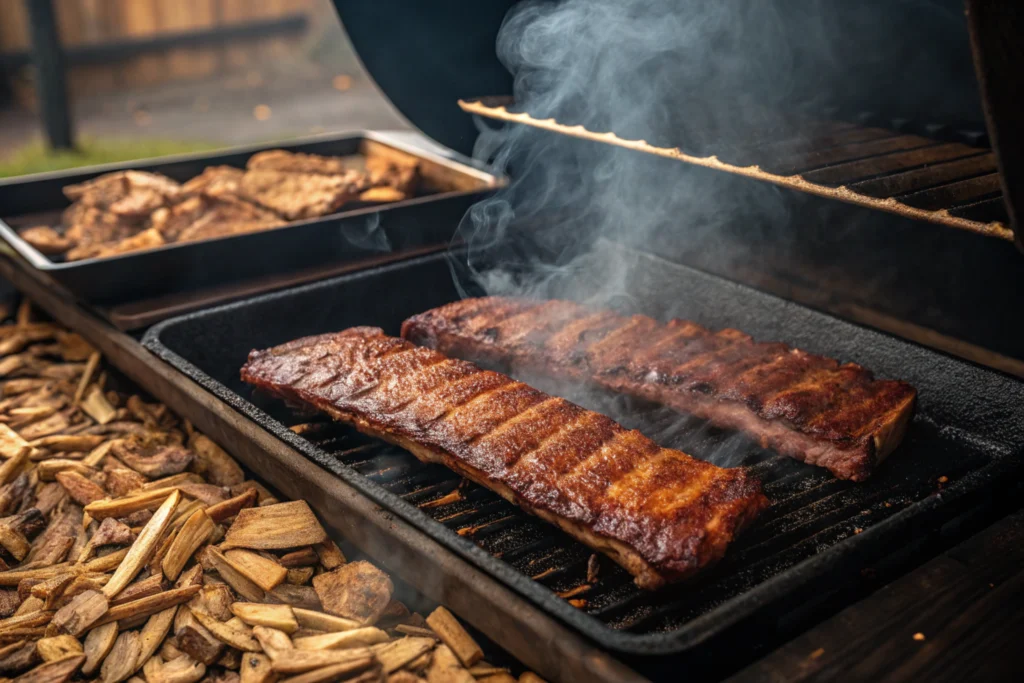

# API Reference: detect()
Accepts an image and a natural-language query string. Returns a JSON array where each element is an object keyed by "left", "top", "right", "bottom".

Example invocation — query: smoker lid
[
  {"left": 332, "top": 0, "right": 514, "bottom": 158},
  {"left": 333, "top": 0, "right": 1019, "bottom": 246}
]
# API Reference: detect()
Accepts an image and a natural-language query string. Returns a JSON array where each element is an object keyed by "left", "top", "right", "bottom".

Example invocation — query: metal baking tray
[
  {"left": 143, "top": 243, "right": 1024, "bottom": 657},
  {"left": 0, "top": 131, "right": 500, "bottom": 305}
]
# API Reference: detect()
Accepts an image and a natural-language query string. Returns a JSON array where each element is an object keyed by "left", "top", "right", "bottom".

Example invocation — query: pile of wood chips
[{"left": 0, "top": 301, "right": 545, "bottom": 683}]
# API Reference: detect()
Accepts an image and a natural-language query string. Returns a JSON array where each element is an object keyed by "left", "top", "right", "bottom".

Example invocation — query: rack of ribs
[
  {"left": 241, "top": 328, "right": 767, "bottom": 590},
  {"left": 401, "top": 298, "right": 917, "bottom": 481}
]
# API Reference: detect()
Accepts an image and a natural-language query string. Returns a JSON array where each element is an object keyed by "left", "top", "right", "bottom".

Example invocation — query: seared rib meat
[
  {"left": 241, "top": 328, "right": 766, "bottom": 589},
  {"left": 402, "top": 298, "right": 918, "bottom": 481}
]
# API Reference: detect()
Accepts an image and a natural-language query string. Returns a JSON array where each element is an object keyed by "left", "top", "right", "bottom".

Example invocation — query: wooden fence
[{"left": 0, "top": 0, "right": 318, "bottom": 107}]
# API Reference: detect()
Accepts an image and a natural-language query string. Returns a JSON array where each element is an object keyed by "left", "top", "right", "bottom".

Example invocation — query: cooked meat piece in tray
[{"left": 15, "top": 149, "right": 421, "bottom": 262}]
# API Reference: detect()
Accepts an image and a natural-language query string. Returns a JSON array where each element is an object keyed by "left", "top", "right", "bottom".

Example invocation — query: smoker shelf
[{"left": 459, "top": 97, "right": 1012, "bottom": 241}]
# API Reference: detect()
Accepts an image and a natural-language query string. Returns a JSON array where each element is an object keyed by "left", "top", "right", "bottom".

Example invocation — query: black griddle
[{"left": 142, "top": 242, "right": 1024, "bottom": 657}]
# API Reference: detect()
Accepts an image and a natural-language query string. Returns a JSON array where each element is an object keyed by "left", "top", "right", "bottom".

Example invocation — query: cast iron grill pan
[
  {"left": 143, "top": 245, "right": 1024, "bottom": 655},
  {"left": 0, "top": 132, "right": 497, "bottom": 305}
]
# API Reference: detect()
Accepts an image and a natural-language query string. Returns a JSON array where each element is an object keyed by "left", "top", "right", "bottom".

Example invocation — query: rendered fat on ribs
[
  {"left": 401, "top": 298, "right": 918, "bottom": 482},
  {"left": 240, "top": 328, "right": 767, "bottom": 590}
]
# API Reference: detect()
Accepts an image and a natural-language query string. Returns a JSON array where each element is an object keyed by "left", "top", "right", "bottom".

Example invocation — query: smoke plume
[{"left": 446, "top": 0, "right": 973, "bottom": 461}]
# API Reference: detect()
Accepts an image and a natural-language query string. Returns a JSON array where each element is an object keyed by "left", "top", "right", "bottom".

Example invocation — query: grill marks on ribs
[
  {"left": 241, "top": 328, "right": 766, "bottom": 589},
  {"left": 401, "top": 298, "right": 918, "bottom": 481}
]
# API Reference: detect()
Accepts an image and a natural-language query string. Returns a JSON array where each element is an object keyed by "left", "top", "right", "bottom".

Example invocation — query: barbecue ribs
[
  {"left": 402, "top": 298, "right": 917, "bottom": 481},
  {"left": 241, "top": 328, "right": 766, "bottom": 589}
]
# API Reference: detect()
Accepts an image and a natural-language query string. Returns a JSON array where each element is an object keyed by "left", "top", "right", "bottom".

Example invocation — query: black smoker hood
[{"left": 331, "top": 0, "right": 1024, "bottom": 378}]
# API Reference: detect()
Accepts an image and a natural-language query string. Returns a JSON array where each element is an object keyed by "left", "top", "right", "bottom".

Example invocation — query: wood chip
[
  {"left": 81, "top": 621, "right": 117, "bottom": 676},
  {"left": 53, "top": 471, "right": 105, "bottom": 506},
  {"left": 223, "top": 502, "right": 326, "bottom": 551},
  {"left": 0, "top": 524, "right": 30, "bottom": 562},
  {"left": 518, "top": 673, "right": 547, "bottom": 683},
  {"left": 91, "top": 517, "right": 135, "bottom": 548},
  {"left": 161, "top": 509, "right": 214, "bottom": 581},
  {"left": 189, "top": 435, "right": 244, "bottom": 487},
  {"left": 29, "top": 435, "right": 104, "bottom": 453},
  {"left": 102, "top": 468, "right": 146, "bottom": 498},
  {"left": 291, "top": 609, "right": 360, "bottom": 633},
  {"left": 312, "top": 562, "right": 392, "bottom": 626},
  {"left": 0, "top": 426, "right": 29, "bottom": 460},
  {"left": 284, "top": 568, "right": 314, "bottom": 586},
  {"left": 293, "top": 628, "right": 389, "bottom": 651},
  {"left": 393, "top": 626, "right": 437, "bottom": 641},
  {"left": 102, "top": 489, "right": 180, "bottom": 598},
  {"left": 12, "top": 653, "right": 84, "bottom": 683},
  {"left": 276, "top": 657, "right": 376, "bottom": 683},
  {"left": 230, "top": 603, "right": 298, "bottom": 634},
  {"left": 101, "top": 631, "right": 140, "bottom": 683},
  {"left": 110, "top": 575, "right": 165, "bottom": 607},
  {"left": 72, "top": 353, "right": 101, "bottom": 405},
  {"left": 79, "top": 387, "right": 116, "bottom": 426},
  {"left": 188, "top": 584, "right": 234, "bottom": 621},
  {"left": 204, "top": 547, "right": 265, "bottom": 603},
  {"left": 374, "top": 638, "right": 435, "bottom": 675},
  {"left": 190, "top": 609, "right": 260, "bottom": 652},
  {"left": 34, "top": 636, "right": 81, "bottom": 663},
  {"left": 0, "top": 641, "right": 38, "bottom": 677},
  {"left": 312, "top": 541, "right": 346, "bottom": 570},
  {"left": 28, "top": 574, "right": 75, "bottom": 611},
  {"left": 114, "top": 442, "right": 193, "bottom": 479},
  {"left": 83, "top": 440, "right": 119, "bottom": 469},
  {"left": 175, "top": 483, "right": 230, "bottom": 506},
  {"left": 135, "top": 606, "right": 177, "bottom": 671},
  {"left": 265, "top": 585, "right": 321, "bottom": 611},
  {"left": 0, "top": 448, "right": 29, "bottom": 486},
  {"left": 0, "top": 314, "right": 502, "bottom": 683},
  {"left": 50, "top": 590, "right": 107, "bottom": 637},
  {"left": 424, "top": 608, "right": 481, "bottom": 668},
  {"left": 424, "top": 645, "right": 473, "bottom": 683},
  {"left": 278, "top": 548, "right": 318, "bottom": 569},
  {"left": 144, "top": 654, "right": 206, "bottom": 683},
  {"left": 223, "top": 550, "right": 288, "bottom": 592},
  {"left": 206, "top": 489, "right": 258, "bottom": 524},
  {"left": 239, "top": 652, "right": 275, "bottom": 683},
  {"left": 176, "top": 617, "right": 225, "bottom": 666},
  {"left": 267, "top": 647, "right": 375, "bottom": 675},
  {"left": 95, "top": 585, "right": 200, "bottom": 628},
  {"left": 84, "top": 487, "right": 177, "bottom": 521}
]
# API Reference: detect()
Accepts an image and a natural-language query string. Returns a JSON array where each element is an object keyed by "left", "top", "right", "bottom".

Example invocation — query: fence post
[{"left": 25, "top": 0, "right": 75, "bottom": 151}]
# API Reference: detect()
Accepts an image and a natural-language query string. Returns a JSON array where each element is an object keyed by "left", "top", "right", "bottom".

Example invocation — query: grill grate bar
[
  {"left": 846, "top": 152, "right": 999, "bottom": 198},
  {"left": 801, "top": 143, "right": 985, "bottom": 187},
  {"left": 897, "top": 172, "right": 1003, "bottom": 210},
  {"left": 458, "top": 97, "right": 1013, "bottom": 240},
  {"left": 761, "top": 135, "right": 939, "bottom": 177}
]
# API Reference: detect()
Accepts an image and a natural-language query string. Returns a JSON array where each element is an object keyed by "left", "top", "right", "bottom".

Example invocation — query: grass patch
[{"left": 0, "top": 137, "right": 222, "bottom": 178}]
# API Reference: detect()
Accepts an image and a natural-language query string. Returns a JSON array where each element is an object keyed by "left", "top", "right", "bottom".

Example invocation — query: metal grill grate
[
  {"left": 280, "top": 390, "right": 982, "bottom": 635},
  {"left": 459, "top": 97, "right": 1012, "bottom": 241}
]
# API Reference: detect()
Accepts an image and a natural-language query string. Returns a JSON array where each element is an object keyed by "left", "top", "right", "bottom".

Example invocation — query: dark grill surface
[
  {"left": 143, "top": 245, "right": 1024, "bottom": 655},
  {"left": 284, "top": 398, "right": 976, "bottom": 635}
]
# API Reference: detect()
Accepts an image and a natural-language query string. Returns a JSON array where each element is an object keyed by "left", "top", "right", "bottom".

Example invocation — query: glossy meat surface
[
  {"left": 402, "top": 298, "right": 918, "bottom": 481},
  {"left": 241, "top": 328, "right": 766, "bottom": 589}
]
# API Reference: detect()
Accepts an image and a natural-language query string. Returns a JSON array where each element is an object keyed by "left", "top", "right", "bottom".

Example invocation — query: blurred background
[{"left": 0, "top": 0, "right": 409, "bottom": 177}]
